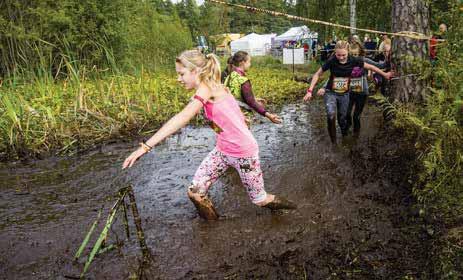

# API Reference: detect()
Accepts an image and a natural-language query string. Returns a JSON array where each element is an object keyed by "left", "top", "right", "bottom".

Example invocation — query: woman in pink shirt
[{"left": 122, "top": 50, "right": 296, "bottom": 220}]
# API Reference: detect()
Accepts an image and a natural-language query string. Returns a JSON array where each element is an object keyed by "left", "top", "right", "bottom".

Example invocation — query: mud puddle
[{"left": 0, "top": 101, "right": 430, "bottom": 279}]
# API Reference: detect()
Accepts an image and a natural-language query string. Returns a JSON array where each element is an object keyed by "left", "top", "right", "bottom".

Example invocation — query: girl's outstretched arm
[
  {"left": 241, "top": 81, "right": 266, "bottom": 116},
  {"left": 122, "top": 87, "right": 210, "bottom": 169},
  {"left": 364, "top": 63, "right": 393, "bottom": 80},
  {"left": 364, "top": 57, "right": 386, "bottom": 69},
  {"left": 241, "top": 81, "right": 282, "bottom": 124},
  {"left": 304, "top": 67, "right": 324, "bottom": 101}
]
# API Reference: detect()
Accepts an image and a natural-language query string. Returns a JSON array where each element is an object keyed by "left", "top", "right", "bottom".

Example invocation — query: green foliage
[
  {"left": 0, "top": 62, "right": 306, "bottom": 159},
  {"left": 248, "top": 67, "right": 308, "bottom": 104},
  {"left": 369, "top": 94, "right": 398, "bottom": 121},
  {"left": 0, "top": 0, "right": 127, "bottom": 77},
  {"left": 250, "top": 56, "right": 283, "bottom": 67},
  {"left": 402, "top": 2, "right": 463, "bottom": 221},
  {"left": 0, "top": 0, "right": 193, "bottom": 78},
  {"left": 177, "top": 0, "right": 201, "bottom": 40},
  {"left": 218, "top": 0, "right": 291, "bottom": 34},
  {"left": 124, "top": 3, "right": 193, "bottom": 71},
  {"left": 198, "top": 3, "right": 230, "bottom": 37},
  {"left": 387, "top": 2, "right": 463, "bottom": 276},
  {"left": 429, "top": 0, "right": 455, "bottom": 30},
  {"left": 176, "top": 0, "right": 294, "bottom": 41},
  {"left": 294, "top": 0, "right": 391, "bottom": 42}
]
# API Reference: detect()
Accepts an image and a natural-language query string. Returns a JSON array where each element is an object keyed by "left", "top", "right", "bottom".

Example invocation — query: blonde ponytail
[
  {"left": 200, "top": 53, "right": 221, "bottom": 87},
  {"left": 176, "top": 50, "right": 221, "bottom": 88}
]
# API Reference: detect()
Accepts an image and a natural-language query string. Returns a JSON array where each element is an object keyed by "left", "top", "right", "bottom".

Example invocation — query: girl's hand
[
  {"left": 384, "top": 71, "right": 394, "bottom": 80},
  {"left": 303, "top": 88, "right": 313, "bottom": 102},
  {"left": 122, "top": 148, "right": 147, "bottom": 169},
  {"left": 317, "top": 88, "right": 326, "bottom": 96},
  {"left": 266, "top": 112, "right": 282, "bottom": 124}
]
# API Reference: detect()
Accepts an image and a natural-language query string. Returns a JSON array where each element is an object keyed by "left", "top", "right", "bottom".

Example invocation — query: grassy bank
[{"left": 0, "top": 58, "right": 317, "bottom": 160}]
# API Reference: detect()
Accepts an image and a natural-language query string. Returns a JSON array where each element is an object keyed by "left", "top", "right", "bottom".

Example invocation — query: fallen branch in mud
[
  {"left": 128, "top": 186, "right": 155, "bottom": 279},
  {"left": 71, "top": 185, "right": 153, "bottom": 279}
]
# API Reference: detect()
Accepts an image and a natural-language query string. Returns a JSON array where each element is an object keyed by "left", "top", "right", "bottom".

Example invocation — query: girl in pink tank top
[
  {"left": 194, "top": 91, "right": 258, "bottom": 157},
  {"left": 122, "top": 50, "right": 296, "bottom": 220}
]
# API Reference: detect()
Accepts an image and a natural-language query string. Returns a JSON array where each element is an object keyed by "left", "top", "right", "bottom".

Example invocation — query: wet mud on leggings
[{"left": 323, "top": 90, "right": 350, "bottom": 143}]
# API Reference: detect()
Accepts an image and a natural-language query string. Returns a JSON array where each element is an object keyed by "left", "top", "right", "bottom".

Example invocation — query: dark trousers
[{"left": 346, "top": 93, "right": 367, "bottom": 133}]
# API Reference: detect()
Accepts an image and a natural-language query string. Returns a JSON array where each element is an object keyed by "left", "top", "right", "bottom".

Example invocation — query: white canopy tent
[
  {"left": 274, "top": 25, "right": 316, "bottom": 44},
  {"left": 230, "top": 33, "right": 276, "bottom": 56}
]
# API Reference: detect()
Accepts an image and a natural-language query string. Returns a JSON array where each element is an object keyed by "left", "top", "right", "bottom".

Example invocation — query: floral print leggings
[{"left": 192, "top": 148, "right": 267, "bottom": 204}]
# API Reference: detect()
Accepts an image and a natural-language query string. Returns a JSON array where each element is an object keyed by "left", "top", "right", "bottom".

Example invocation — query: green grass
[{"left": 0, "top": 57, "right": 310, "bottom": 159}]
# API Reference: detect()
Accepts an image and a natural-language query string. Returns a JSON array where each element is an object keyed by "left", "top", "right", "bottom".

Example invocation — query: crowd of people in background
[
  {"left": 320, "top": 23, "right": 447, "bottom": 65},
  {"left": 320, "top": 33, "right": 390, "bottom": 63}
]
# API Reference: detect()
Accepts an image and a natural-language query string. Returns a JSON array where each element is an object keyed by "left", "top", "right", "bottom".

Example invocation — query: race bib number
[
  {"left": 350, "top": 78, "right": 363, "bottom": 93},
  {"left": 332, "top": 77, "right": 349, "bottom": 93}
]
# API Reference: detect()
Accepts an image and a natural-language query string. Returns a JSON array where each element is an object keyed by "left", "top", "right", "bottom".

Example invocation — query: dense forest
[{"left": 0, "top": 0, "right": 398, "bottom": 77}]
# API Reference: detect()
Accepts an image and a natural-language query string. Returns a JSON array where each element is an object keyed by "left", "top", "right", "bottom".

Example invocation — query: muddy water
[{"left": 0, "top": 101, "right": 427, "bottom": 279}]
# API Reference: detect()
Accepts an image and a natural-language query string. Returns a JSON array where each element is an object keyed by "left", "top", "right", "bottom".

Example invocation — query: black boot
[
  {"left": 346, "top": 114, "right": 352, "bottom": 132},
  {"left": 327, "top": 118, "right": 337, "bottom": 144},
  {"left": 263, "top": 196, "right": 297, "bottom": 210},
  {"left": 353, "top": 117, "right": 361, "bottom": 134}
]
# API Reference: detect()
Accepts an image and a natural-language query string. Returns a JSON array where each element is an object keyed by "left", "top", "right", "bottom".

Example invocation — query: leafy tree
[
  {"left": 198, "top": 3, "right": 229, "bottom": 37},
  {"left": 176, "top": 0, "right": 201, "bottom": 40},
  {"left": 124, "top": 2, "right": 193, "bottom": 71}
]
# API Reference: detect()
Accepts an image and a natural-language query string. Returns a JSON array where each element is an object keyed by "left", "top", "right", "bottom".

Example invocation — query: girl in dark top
[
  {"left": 224, "top": 51, "right": 281, "bottom": 124},
  {"left": 303, "top": 40, "right": 392, "bottom": 144},
  {"left": 320, "top": 41, "right": 387, "bottom": 135},
  {"left": 372, "top": 43, "right": 392, "bottom": 96}
]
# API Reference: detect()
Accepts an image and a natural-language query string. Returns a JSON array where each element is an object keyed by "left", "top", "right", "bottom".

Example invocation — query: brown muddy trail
[{"left": 0, "top": 101, "right": 431, "bottom": 279}]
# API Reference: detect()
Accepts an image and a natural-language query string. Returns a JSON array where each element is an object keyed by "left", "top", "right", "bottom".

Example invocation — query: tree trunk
[
  {"left": 391, "top": 0, "right": 430, "bottom": 102},
  {"left": 350, "top": 0, "right": 357, "bottom": 34}
]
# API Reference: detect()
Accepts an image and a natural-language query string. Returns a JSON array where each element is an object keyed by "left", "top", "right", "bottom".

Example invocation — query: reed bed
[{"left": 0, "top": 62, "right": 313, "bottom": 159}]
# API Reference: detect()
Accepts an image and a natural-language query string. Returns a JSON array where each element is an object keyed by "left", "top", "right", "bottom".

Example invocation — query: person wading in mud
[
  {"left": 224, "top": 51, "right": 282, "bottom": 125},
  {"left": 318, "top": 40, "right": 389, "bottom": 135},
  {"left": 303, "top": 40, "right": 393, "bottom": 143},
  {"left": 122, "top": 50, "right": 296, "bottom": 220}
]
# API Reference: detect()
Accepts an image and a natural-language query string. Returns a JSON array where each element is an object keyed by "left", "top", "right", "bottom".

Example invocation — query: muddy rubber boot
[
  {"left": 327, "top": 118, "right": 337, "bottom": 144},
  {"left": 346, "top": 115, "right": 352, "bottom": 132},
  {"left": 188, "top": 189, "right": 219, "bottom": 220},
  {"left": 263, "top": 196, "right": 297, "bottom": 210},
  {"left": 353, "top": 117, "right": 361, "bottom": 134}
]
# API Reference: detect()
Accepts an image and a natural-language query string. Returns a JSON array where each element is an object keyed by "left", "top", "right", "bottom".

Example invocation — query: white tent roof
[
  {"left": 230, "top": 33, "right": 276, "bottom": 56},
  {"left": 274, "top": 25, "right": 314, "bottom": 42}
]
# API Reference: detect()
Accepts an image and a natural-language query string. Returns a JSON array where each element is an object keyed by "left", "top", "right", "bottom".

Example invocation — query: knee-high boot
[{"left": 327, "top": 118, "right": 337, "bottom": 144}]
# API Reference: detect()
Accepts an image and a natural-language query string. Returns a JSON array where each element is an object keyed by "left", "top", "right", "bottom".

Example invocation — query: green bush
[
  {"left": 389, "top": 2, "right": 463, "bottom": 277},
  {"left": 0, "top": 0, "right": 192, "bottom": 79}
]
